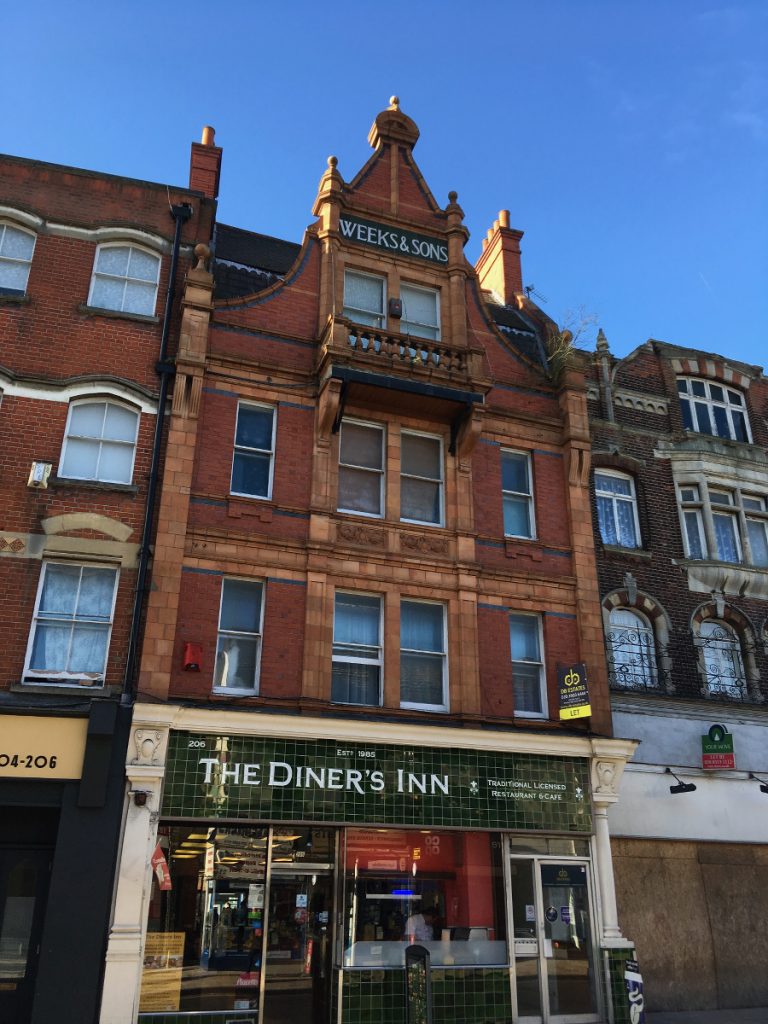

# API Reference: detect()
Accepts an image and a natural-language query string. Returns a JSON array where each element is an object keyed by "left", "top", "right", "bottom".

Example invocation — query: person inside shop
[{"left": 405, "top": 905, "right": 437, "bottom": 943}]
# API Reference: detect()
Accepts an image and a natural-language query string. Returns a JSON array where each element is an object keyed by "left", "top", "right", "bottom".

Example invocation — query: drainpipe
[{"left": 121, "top": 202, "right": 193, "bottom": 705}]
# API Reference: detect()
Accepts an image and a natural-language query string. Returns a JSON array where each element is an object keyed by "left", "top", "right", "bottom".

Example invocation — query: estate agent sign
[
  {"left": 701, "top": 724, "right": 735, "bottom": 770},
  {"left": 163, "top": 733, "right": 592, "bottom": 833},
  {"left": 557, "top": 663, "right": 592, "bottom": 721}
]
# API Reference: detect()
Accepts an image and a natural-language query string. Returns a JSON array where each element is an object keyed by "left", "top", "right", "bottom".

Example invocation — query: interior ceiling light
[{"left": 666, "top": 768, "right": 697, "bottom": 794}]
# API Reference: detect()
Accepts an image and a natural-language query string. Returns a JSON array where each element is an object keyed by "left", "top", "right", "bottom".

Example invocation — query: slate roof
[
  {"left": 488, "top": 303, "right": 548, "bottom": 369},
  {"left": 213, "top": 223, "right": 302, "bottom": 300}
]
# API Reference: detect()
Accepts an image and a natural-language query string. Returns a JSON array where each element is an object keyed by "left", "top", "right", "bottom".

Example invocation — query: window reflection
[{"left": 342, "top": 829, "right": 507, "bottom": 968}]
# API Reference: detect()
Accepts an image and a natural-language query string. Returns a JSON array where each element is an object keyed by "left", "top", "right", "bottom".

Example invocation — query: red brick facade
[
  {"left": 0, "top": 153, "right": 213, "bottom": 694},
  {"left": 139, "top": 102, "right": 614, "bottom": 737}
]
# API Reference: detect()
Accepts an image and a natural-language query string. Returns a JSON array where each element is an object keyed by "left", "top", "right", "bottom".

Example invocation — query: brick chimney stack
[
  {"left": 474, "top": 209, "right": 524, "bottom": 305},
  {"left": 189, "top": 125, "right": 222, "bottom": 199}
]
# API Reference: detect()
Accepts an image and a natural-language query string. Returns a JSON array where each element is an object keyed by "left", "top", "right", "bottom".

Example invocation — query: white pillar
[
  {"left": 593, "top": 801, "right": 622, "bottom": 940},
  {"left": 100, "top": 726, "right": 168, "bottom": 1024},
  {"left": 590, "top": 752, "right": 635, "bottom": 948}
]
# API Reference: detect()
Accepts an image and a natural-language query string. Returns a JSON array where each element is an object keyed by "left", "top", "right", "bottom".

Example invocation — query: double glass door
[{"left": 509, "top": 856, "right": 598, "bottom": 1023}]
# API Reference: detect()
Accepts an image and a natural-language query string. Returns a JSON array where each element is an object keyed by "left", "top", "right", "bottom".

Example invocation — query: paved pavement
[{"left": 646, "top": 1009, "right": 768, "bottom": 1024}]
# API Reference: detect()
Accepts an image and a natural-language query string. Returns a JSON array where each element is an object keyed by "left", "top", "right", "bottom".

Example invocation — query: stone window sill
[
  {"left": 51, "top": 476, "right": 139, "bottom": 495},
  {"left": 0, "top": 293, "right": 31, "bottom": 306},
  {"left": 78, "top": 303, "right": 160, "bottom": 325},
  {"left": 11, "top": 681, "right": 116, "bottom": 697},
  {"left": 601, "top": 545, "right": 652, "bottom": 562}
]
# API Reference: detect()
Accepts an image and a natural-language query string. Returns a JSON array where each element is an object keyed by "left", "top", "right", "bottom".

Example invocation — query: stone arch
[{"left": 602, "top": 581, "right": 673, "bottom": 693}]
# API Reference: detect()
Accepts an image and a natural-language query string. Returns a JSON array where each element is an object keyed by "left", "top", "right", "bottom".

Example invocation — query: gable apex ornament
[{"left": 368, "top": 95, "right": 420, "bottom": 151}]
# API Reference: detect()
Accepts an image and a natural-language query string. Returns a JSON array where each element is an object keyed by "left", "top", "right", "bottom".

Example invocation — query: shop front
[{"left": 100, "top": 711, "right": 637, "bottom": 1024}]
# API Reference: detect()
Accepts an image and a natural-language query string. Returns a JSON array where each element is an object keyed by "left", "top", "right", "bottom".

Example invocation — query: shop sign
[
  {"left": 0, "top": 715, "right": 88, "bottom": 779},
  {"left": 701, "top": 724, "right": 735, "bottom": 770},
  {"left": 557, "top": 663, "right": 591, "bottom": 721},
  {"left": 624, "top": 958, "right": 645, "bottom": 1023},
  {"left": 339, "top": 214, "right": 448, "bottom": 264},
  {"left": 163, "top": 733, "right": 592, "bottom": 833}
]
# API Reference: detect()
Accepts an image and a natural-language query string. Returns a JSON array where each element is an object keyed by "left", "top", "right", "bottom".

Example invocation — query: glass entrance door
[
  {"left": 262, "top": 869, "right": 333, "bottom": 1024},
  {"left": 510, "top": 855, "right": 598, "bottom": 1023}
]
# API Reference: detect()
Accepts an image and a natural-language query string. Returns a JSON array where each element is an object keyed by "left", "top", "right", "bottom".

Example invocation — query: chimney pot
[
  {"left": 499, "top": 209, "right": 510, "bottom": 228},
  {"left": 201, "top": 125, "right": 215, "bottom": 146}
]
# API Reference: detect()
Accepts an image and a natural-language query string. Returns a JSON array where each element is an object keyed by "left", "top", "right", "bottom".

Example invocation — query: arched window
[
  {"left": 595, "top": 471, "right": 640, "bottom": 548},
  {"left": 59, "top": 399, "right": 140, "bottom": 484},
  {"left": 697, "top": 619, "right": 747, "bottom": 698},
  {"left": 677, "top": 377, "right": 751, "bottom": 442},
  {"left": 607, "top": 608, "right": 658, "bottom": 690},
  {"left": 0, "top": 222, "right": 36, "bottom": 295},
  {"left": 88, "top": 243, "right": 160, "bottom": 316}
]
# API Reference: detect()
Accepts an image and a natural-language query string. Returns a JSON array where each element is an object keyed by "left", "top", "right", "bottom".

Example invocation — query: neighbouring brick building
[
  {"left": 102, "top": 101, "right": 639, "bottom": 1024},
  {"left": 0, "top": 149, "right": 214, "bottom": 1024},
  {"left": 587, "top": 335, "right": 768, "bottom": 1011}
]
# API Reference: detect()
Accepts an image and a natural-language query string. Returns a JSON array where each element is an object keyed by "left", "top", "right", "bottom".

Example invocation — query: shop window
[
  {"left": 696, "top": 619, "right": 747, "bottom": 699},
  {"left": 400, "top": 600, "right": 447, "bottom": 710},
  {"left": 400, "top": 283, "right": 440, "bottom": 340},
  {"left": 88, "top": 243, "right": 160, "bottom": 316},
  {"left": 231, "top": 403, "right": 276, "bottom": 499},
  {"left": 343, "top": 828, "right": 507, "bottom": 968},
  {"left": 510, "top": 614, "right": 546, "bottom": 717},
  {"left": 59, "top": 399, "right": 139, "bottom": 484},
  {"left": 343, "top": 270, "right": 385, "bottom": 327},
  {"left": 502, "top": 450, "right": 534, "bottom": 538},
  {"left": 142, "top": 826, "right": 336, "bottom": 1018},
  {"left": 213, "top": 578, "right": 264, "bottom": 692},
  {"left": 606, "top": 608, "right": 658, "bottom": 690},
  {"left": 338, "top": 419, "right": 385, "bottom": 517},
  {"left": 332, "top": 592, "right": 382, "bottom": 706},
  {"left": 595, "top": 471, "right": 640, "bottom": 548},
  {"left": 0, "top": 222, "right": 35, "bottom": 295},
  {"left": 24, "top": 562, "right": 118, "bottom": 685},
  {"left": 400, "top": 431, "right": 443, "bottom": 526},
  {"left": 677, "top": 377, "right": 750, "bottom": 442}
]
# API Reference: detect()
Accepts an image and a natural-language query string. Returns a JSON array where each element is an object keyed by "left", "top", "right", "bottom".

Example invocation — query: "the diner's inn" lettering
[
  {"left": 339, "top": 215, "right": 448, "bottom": 264},
  {"left": 199, "top": 758, "right": 449, "bottom": 796}
]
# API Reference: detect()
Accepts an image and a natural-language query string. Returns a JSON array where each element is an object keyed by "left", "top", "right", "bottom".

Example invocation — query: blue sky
[{"left": 4, "top": 1, "right": 766, "bottom": 364}]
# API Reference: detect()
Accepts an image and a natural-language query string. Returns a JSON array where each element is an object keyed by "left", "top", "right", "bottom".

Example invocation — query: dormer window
[
  {"left": 343, "top": 270, "right": 385, "bottom": 328},
  {"left": 677, "top": 378, "right": 750, "bottom": 442}
]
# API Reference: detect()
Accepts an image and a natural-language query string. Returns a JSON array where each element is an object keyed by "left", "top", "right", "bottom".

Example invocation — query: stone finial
[
  {"left": 194, "top": 243, "right": 210, "bottom": 271},
  {"left": 368, "top": 98, "right": 419, "bottom": 150},
  {"left": 328, "top": 155, "right": 338, "bottom": 170},
  {"left": 596, "top": 327, "right": 609, "bottom": 352},
  {"left": 448, "top": 190, "right": 458, "bottom": 203}
]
